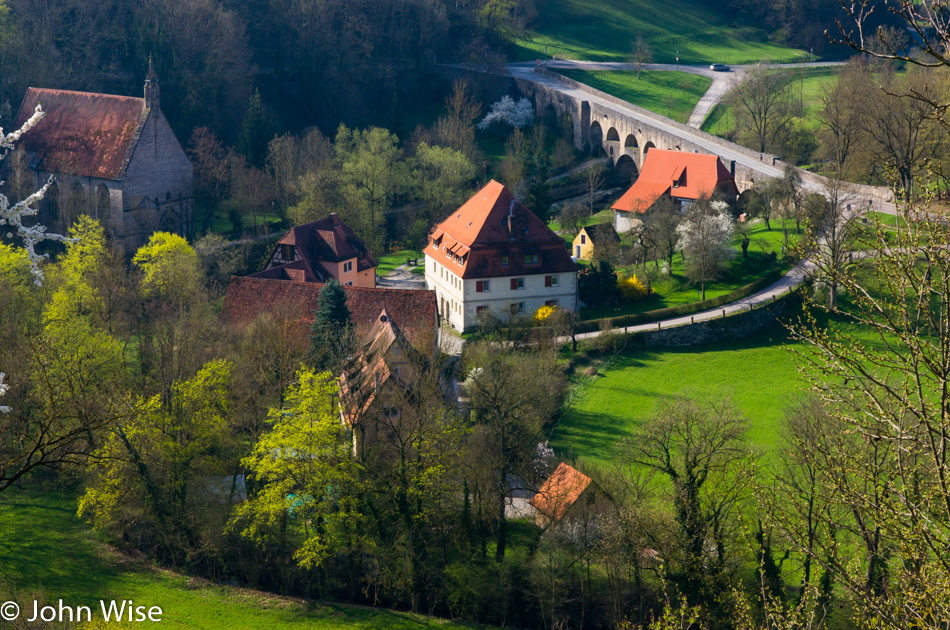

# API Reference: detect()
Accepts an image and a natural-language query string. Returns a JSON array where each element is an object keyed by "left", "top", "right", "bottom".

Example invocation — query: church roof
[
  {"left": 612, "top": 149, "right": 737, "bottom": 214},
  {"left": 425, "top": 180, "right": 576, "bottom": 280},
  {"left": 12, "top": 87, "right": 149, "bottom": 180},
  {"left": 220, "top": 276, "right": 436, "bottom": 350}
]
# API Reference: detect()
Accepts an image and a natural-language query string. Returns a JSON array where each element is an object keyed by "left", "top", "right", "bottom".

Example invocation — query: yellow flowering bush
[
  {"left": 617, "top": 273, "right": 651, "bottom": 301},
  {"left": 533, "top": 304, "right": 557, "bottom": 323}
]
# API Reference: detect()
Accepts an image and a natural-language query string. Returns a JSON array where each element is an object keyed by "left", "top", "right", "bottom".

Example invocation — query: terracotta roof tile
[
  {"left": 529, "top": 462, "right": 593, "bottom": 521},
  {"left": 278, "top": 214, "right": 378, "bottom": 271},
  {"left": 220, "top": 276, "right": 436, "bottom": 350},
  {"left": 13, "top": 87, "right": 147, "bottom": 180},
  {"left": 612, "top": 149, "right": 738, "bottom": 214},
  {"left": 425, "top": 180, "right": 577, "bottom": 280}
]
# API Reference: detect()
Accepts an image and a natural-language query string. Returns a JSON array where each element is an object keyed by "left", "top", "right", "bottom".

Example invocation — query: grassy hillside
[
  {"left": 556, "top": 69, "right": 711, "bottom": 124},
  {"left": 510, "top": 0, "right": 804, "bottom": 63},
  {"left": 0, "top": 488, "right": 484, "bottom": 630},
  {"left": 702, "top": 65, "right": 842, "bottom": 137}
]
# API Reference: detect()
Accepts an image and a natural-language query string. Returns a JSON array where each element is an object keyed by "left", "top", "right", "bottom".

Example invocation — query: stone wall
[{"left": 620, "top": 300, "right": 788, "bottom": 347}]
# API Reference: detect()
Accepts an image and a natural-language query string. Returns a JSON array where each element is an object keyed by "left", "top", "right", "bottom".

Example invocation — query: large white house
[{"left": 424, "top": 180, "right": 578, "bottom": 332}]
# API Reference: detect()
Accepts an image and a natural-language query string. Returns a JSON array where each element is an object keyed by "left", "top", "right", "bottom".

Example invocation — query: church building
[{"left": 8, "top": 57, "right": 194, "bottom": 250}]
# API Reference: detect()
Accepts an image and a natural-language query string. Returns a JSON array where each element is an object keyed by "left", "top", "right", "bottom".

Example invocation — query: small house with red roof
[
  {"left": 529, "top": 462, "right": 612, "bottom": 531},
  {"left": 9, "top": 58, "right": 193, "bottom": 249},
  {"left": 424, "top": 180, "right": 578, "bottom": 331},
  {"left": 263, "top": 213, "right": 378, "bottom": 287},
  {"left": 612, "top": 149, "right": 738, "bottom": 232}
]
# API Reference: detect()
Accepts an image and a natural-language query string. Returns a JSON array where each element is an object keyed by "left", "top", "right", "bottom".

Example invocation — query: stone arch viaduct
[{"left": 512, "top": 66, "right": 894, "bottom": 206}]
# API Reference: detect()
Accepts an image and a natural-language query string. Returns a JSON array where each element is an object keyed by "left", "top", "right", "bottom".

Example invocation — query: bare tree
[
  {"left": 628, "top": 32, "right": 653, "bottom": 80},
  {"left": 584, "top": 164, "right": 607, "bottom": 216},
  {"left": 727, "top": 64, "right": 796, "bottom": 154},
  {"left": 800, "top": 178, "right": 861, "bottom": 311},
  {"left": 817, "top": 59, "right": 867, "bottom": 179}
]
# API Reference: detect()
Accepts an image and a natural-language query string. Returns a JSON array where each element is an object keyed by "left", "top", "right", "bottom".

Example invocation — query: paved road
[{"left": 376, "top": 264, "right": 426, "bottom": 290}]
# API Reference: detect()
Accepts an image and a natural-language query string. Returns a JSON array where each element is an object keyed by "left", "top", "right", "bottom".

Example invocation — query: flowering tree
[
  {"left": 477, "top": 96, "right": 534, "bottom": 131},
  {"left": 676, "top": 200, "right": 735, "bottom": 300},
  {"left": 0, "top": 104, "right": 71, "bottom": 283}
]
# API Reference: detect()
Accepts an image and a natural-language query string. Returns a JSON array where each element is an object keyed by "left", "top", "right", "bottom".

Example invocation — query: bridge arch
[
  {"left": 589, "top": 121, "right": 605, "bottom": 157},
  {"left": 606, "top": 127, "right": 620, "bottom": 143},
  {"left": 624, "top": 134, "right": 638, "bottom": 149},
  {"left": 615, "top": 154, "right": 638, "bottom": 182},
  {"left": 643, "top": 141, "right": 657, "bottom": 161}
]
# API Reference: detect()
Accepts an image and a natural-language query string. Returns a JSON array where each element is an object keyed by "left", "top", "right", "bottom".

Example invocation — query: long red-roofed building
[
  {"left": 220, "top": 276, "right": 437, "bottom": 353},
  {"left": 612, "top": 149, "right": 738, "bottom": 232},
  {"left": 424, "top": 180, "right": 577, "bottom": 331}
]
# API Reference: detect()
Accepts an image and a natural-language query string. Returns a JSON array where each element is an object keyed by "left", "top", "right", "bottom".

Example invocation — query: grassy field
[
  {"left": 376, "top": 249, "right": 424, "bottom": 276},
  {"left": 510, "top": 0, "right": 804, "bottom": 63},
  {"left": 702, "top": 66, "right": 842, "bottom": 139},
  {"left": 0, "top": 488, "right": 483, "bottom": 630},
  {"left": 552, "top": 314, "right": 884, "bottom": 468},
  {"left": 557, "top": 69, "right": 711, "bottom": 124},
  {"left": 579, "top": 218, "right": 801, "bottom": 320}
]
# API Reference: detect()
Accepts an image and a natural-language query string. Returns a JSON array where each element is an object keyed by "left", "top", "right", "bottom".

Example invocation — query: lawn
[
  {"left": 552, "top": 314, "right": 886, "bottom": 469},
  {"left": 557, "top": 69, "right": 711, "bottom": 124},
  {"left": 376, "top": 249, "right": 424, "bottom": 276},
  {"left": 0, "top": 487, "right": 484, "bottom": 630},
  {"left": 509, "top": 0, "right": 805, "bottom": 63},
  {"left": 702, "top": 66, "right": 843, "bottom": 140},
  {"left": 579, "top": 218, "right": 801, "bottom": 320}
]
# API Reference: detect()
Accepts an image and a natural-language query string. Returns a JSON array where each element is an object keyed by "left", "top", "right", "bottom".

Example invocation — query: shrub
[
  {"left": 617, "top": 273, "right": 651, "bottom": 301},
  {"left": 534, "top": 304, "right": 557, "bottom": 324}
]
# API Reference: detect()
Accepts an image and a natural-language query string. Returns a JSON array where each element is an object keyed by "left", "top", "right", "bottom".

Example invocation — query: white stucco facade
[{"left": 426, "top": 254, "right": 578, "bottom": 332}]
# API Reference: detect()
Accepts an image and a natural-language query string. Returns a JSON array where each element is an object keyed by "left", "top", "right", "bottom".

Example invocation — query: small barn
[
  {"left": 572, "top": 223, "right": 621, "bottom": 261},
  {"left": 529, "top": 462, "right": 612, "bottom": 532}
]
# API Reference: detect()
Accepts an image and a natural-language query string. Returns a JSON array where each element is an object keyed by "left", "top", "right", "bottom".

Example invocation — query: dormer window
[
  {"left": 501, "top": 255, "right": 509, "bottom": 266},
  {"left": 525, "top": 253, "right": 539, "bottom": 264}
]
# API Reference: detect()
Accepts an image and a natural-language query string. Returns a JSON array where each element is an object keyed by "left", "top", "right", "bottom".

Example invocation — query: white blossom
[
  {"left": 0, "top": 373, "right": 9, "bottom": 414},
  {"left": 0, "top": 104, "right": 75, "bottom": 285},
  {"left": 477, "top": 96, "right": 534, "bottom": 130}
]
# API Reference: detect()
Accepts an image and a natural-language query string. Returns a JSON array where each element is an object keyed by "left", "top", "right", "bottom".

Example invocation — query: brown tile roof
[
  {"left": 425, "top": 180, "right": 577, "bottom": 280},
  {"left": 220, "top": 276, "right": 436, "bottom": 350},
  {"left": 13, "top": 87, "right": 148, "bottom": 180},
  {"left": 278, "top": 214, "right": 378, "bottom": 274},
  {"left": 339, "top": 309, "right": 421, "bottom": 427},
  {"left": 612, "top": 149, "right": 738, "bottom": 214},
  {"left": 529, "top": 462, "right": 593, "bottom": 521}
]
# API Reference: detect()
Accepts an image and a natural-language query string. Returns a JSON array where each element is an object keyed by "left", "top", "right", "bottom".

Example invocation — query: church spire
[{"left": 144, "top": 54, "right": 160, "bottom": 109}]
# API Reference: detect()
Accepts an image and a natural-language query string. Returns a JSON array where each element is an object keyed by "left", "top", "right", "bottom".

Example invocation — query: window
[
  {"left": 343, "top": 261, "right": 353, "bottom": 273},
  {"left": 510, "top": 302, "right": 525, "bottom": 315},
  {"left": 580, "top": 234, "right": 586, "bottom": 245},
  {"left": 501, "top": 255, "right": 509, "bottom": 266},
  {"left": 383, "top": 406, "right": 400, "bottom": 418},
  {"left": 510, "top": 277, "right": 525, "bottom": 290},
  {"left": 476, "top": 280, "right": 490, "bottom": 293},
  {"left": 546, "top": 299, "right": 559, "bottom": 307},
  {"left": 545, "top": 275, "right": 559, "bottom": 287},
  {"left": 280, "top": 244, "right": 294, "bottom": 260},
  {"left": 345, "top": 281, "right": 353, "bottom": 286},
  {"left": 524, "top": 253, "right": 539, "bottom": 264},
  {"left": 476, "top": 305, "right": 489, "bottom": 314}
]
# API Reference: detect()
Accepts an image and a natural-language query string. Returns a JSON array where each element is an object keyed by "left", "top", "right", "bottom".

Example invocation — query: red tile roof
[
  {"left": 277, "top": 214, "right": 378, "bottom": 275},
  {"left": 425, "top": 180, "right": 576, "bottom": 279},
  {"left": 220, "top": 277, "right": 436, "bottom": 350},
  {"left": 529, "top": 462, "right": 593, "bottom": 521},
  {"left": 13, "top": 88, "right": 148, "bottom": 180},
  {"left": 612, "top": 149, "right": 738, "bottom": 214}
]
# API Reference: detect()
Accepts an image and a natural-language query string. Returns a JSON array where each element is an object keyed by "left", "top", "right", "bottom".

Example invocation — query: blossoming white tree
[
  {"left": 0, "top": 105, "right": 71, "bottom": 416},
  {"left": 0, "top": 104, "right": 72, "bottom": 284},
  {"left": 477, "top": 96, "right": 534, "bottom": 130},
  {"left": 676, "top": 199, "right": 736, "bottom": 300}
]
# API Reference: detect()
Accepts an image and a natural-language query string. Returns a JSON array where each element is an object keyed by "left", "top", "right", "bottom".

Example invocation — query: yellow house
[{"left": 571, "top": 223, "right": 620, "bottom": 261}]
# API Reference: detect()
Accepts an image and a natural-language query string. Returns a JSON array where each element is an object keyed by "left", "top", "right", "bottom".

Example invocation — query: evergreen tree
[
  {"left": 238, "top": 90, "right": 276, "bottom": 168},
  {"left": 309, "top": 279, "right": 354, "bottom": 372}
]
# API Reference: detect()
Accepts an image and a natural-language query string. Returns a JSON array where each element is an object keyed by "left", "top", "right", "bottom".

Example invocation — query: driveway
[{"left": 376, "top": 264, "right": 426, "bottom": 290}]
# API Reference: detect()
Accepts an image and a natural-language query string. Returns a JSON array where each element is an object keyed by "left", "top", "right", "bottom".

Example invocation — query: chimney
[{"left": 330, "top": 212, "right": 340, "bottom": 224}]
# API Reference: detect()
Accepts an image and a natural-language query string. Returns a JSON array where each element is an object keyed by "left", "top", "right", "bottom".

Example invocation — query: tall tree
[
  {"left": 628, "top": 32, "right": 653, "bottom": 80},
  {"left": 309, "top": 279, "right": 354, "bottom": 373},
  {"left": 727, "top": 64, "right": 796, "bottom": 154}
]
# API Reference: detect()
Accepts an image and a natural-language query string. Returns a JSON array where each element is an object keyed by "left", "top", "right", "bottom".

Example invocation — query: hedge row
[{"left": 575, "top": 268, "right": 785, "bottom": 334}]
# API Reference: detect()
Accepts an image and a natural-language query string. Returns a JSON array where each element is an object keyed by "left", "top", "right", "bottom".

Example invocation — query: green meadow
[
  {"left": 0, "top": 488, "right": 484, "bottom": 630},
  {"left": 557, "top": 69, "right": 711, "bottom": 124},
  {"left": 510, "top": 0, "right": 804, "bottom": 63}
]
